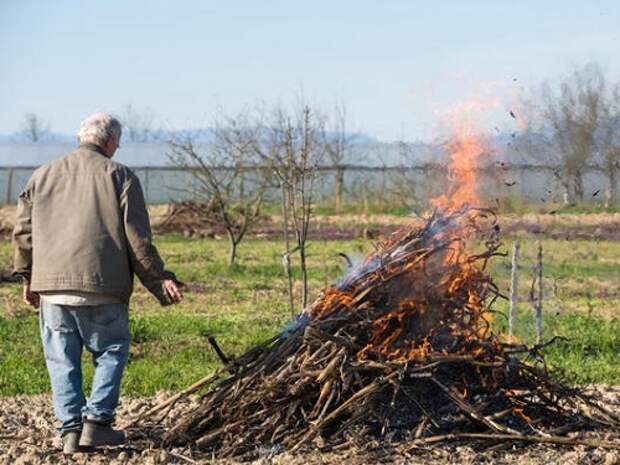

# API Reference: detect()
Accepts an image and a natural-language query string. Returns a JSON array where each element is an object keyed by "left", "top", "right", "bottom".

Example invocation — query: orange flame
[
  {"left": 431, "top": 95, "right": 498, "bottom": 211},
  {"left": 431, "top": 122, "right": 485, "bottom": 210},
  {"left": 304, "top": 101, "right": 501, "bottom": 365}
]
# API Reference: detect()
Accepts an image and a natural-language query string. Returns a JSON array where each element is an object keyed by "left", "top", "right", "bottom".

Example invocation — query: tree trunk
[
  {"left": 238, "top": 165, "right": 245, "bottom": 205},
  {"left": 605, "top": 168, "right": 616, "bottom": 209},
  {"left": 281, "top": 184, "right": 295, "bottom": 316},
  {"left": 562, "top": 189, "right": 570, "bottom": 206},
  {"left": 379, "top": 167, "right": 387, "bottom": 209},
  {"left": 573, "top": 172, "right": 585, "bottom": 204},
  {"left": 562, "top": 179, "right": 572, "bottom": 205},
  {"left": 362, "top": 185, "right": 370, "bottom": 218},
  {"left": 299, "top": 244, "right": 308, "bottom": 310},
  {"left": 554, "top": 170, "right": 571, "bottom": 206},
  {"left": 334, "top": 166, "right": 344, "bottom": 214},
  {"left": 228, "top": 232, "right": 238, "bottom": 266}
]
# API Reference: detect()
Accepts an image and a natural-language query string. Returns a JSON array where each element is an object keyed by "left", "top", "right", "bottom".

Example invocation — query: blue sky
[{"left": 1, "top": 0, "right": 619, "bottom": 142}]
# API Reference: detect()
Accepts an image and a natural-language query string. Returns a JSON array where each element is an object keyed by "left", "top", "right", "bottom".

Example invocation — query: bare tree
[
  {"left": 525, "top": 64, "right": 606, "bottom": 205},
  {"left": 326, "top": 101, "right": 356, "bottom": 214},
  {"left": 121, "top": 104, "right": 157, "bottom": 142},
  {"left": 595, "top": 84, "right": 620, "bottom": 208},
  {"left": 21, "top": 113, "right": 50, "bottom": 142},
  {"left": 255, "top": 103, "right": 327, "bottom": 312},
  {"left": 385, "top": 141, "right": 421, "bottom": 210},
  {"left": 169, "top": 115, "right": 266, "bottom": 266}
]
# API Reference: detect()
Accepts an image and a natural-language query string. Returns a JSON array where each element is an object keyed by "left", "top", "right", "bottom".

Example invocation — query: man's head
[{"left": 77, "top": 112, "right": 122, "bottom": 158}]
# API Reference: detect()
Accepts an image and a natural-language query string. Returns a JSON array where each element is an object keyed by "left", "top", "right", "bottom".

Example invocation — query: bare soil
[
  {"left": 148, "top": 204, "right": 393, "bottom": 241},
  {"left": 1, "top": 386, "right": 619, "bottom": 465},
  {"left": 4, "top": 204, "right": 620, "bottom": 241},
  {"left": 146, "top": 207, "right": 620, "bottom": 242}
]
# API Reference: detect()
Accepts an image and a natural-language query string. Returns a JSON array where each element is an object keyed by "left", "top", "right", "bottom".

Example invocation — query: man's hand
[
  {"left": 23, "top": 283, "right": 40, "bottom": 308},
  {"left": 163, "top": 279, "right": 183, "bottom": 304}
]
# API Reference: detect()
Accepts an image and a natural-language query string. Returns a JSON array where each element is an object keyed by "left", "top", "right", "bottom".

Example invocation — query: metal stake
[
  {"left": 535, "top": 241, "right": 544, "bottom": 344},
  {"left": 509, "top": 241, "right": 520, "bottom": 343}
]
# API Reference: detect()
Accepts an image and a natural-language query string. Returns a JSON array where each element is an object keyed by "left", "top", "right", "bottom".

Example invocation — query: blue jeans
[{"left": 39, "top": 301, "right": 131, "bottom": 434}]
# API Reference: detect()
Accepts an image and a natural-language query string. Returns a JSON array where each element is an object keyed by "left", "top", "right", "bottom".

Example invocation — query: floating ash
[{"left": 135, "top": 206, "right": 620, "bottom": 460}]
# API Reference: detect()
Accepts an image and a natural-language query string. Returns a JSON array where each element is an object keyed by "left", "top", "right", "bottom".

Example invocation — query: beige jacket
[{"left": 12, "top": 144, "right": 176, "bottom": 305}]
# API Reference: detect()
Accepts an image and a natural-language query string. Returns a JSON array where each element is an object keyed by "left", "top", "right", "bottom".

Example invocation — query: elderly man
[{"left": 12, "top": 112, "right": 183, "bottom": 454}]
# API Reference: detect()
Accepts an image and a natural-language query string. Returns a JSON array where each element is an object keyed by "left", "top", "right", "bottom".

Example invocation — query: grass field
[{"left": 1, "top": 213, "right": 619, "bottom": 396}]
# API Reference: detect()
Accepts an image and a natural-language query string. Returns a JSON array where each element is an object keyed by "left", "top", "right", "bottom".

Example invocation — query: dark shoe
[
  {"left": 62, "top": 430, "right": 81, "bottom": 454},
  {"left": 79, "top": 420, "right": 125, "bottom": 448}
]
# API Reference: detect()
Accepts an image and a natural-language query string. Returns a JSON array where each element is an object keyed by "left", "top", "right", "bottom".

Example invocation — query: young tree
[
  {"left": 169, "top": 114, "right": 266, "bottom": 266},
  {"left": 255, "top": 103, "right": 327, "bottom": 312}
]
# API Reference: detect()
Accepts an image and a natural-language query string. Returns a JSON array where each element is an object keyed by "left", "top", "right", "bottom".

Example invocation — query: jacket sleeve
[
  {"left": 12, "top": 183, "right": 34, "bottom": 282},
  {"left": 119, "top": 170, "right": 177, "bottom": 305}
]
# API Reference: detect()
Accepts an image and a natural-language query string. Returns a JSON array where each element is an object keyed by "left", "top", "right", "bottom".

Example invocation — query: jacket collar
[{"left": 79, "top": 143, "right": 107, "bottom": 157}]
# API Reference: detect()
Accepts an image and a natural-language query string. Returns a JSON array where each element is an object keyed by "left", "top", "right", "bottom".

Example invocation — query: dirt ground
[
  {"left": 149, "top": 207, "right": 620, "bottom": 242},
  {"left": 1, "top": 386, "right": 619, "bottom": 465},
  {"left": 4, "top": 204, "right": 620, "bottom": 242}
]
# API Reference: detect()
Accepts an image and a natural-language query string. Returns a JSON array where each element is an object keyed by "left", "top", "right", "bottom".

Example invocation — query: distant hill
[
  {"left": 0, "top": 128, "right": 382, "bottom": 166},
  {"left": 0, "top": 127, "right": 598, "bottom": 168},
  {"left": 0, "top": 132, "right": 73, "bottom": 144}
]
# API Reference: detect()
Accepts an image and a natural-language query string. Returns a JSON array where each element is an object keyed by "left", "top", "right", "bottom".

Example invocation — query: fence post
[
  {"left": 334, "top": 165, "right": 344, "bottom": 214},
  {"left": 144, "top": 167, "right": 150, "bottom": 204},
  {"left": 5, "top": 168, "right": 14, "bottom": 205},
  {"left": 535, "top": 241, "right": 544, "bottom": 344},
  {"left": 508, "top": 241, "right": 520, "bottom": 343}
]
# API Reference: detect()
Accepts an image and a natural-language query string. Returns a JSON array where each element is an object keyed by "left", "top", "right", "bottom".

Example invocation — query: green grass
[
  {"left": 2, "top": 218, "right": 620, "bottom": 395},
  {"left": 0, "top": 308, "right": 289, "bottom": 396},
  {"left": 0, "top": 236, "right": 366, "bottom": 396},
  {"left": 2, "top": 304, "right": 618, "bottom": 395},
  {"left": 487, "top": 237, "right": 620, "bottom": 315},
  {"left": 493, "top": 303, "right": 620, "bottom": 385}
]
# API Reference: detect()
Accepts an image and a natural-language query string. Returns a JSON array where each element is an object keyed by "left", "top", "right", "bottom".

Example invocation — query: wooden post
[
  {"left": 5, "top": 168, "right": 14, "bottom": 205},
  {"left": 334, "top": 165, "right": 344, "bottom": 214},
  {"left": 535, "top": 241, "right": 544, "bottom": 344},
  {"left": 144, "top": 167, "right": 150, "bottom": 204},
  {"left": 508, "top": 241, "right": 520, "bottom": 343}
]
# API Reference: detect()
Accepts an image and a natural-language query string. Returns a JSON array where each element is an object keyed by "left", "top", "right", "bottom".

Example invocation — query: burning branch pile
[{"left": 146, "top": 206, "right": 620, "bottom": 458}]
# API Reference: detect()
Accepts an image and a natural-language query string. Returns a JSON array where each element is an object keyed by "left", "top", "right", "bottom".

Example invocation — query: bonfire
[{"left": 131, "top": 121, "right": 620, "bottom": 459}]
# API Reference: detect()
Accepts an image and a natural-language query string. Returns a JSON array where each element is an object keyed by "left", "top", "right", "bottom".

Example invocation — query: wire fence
[{"left": 0, "top": 164, "right": 614, "bottom": 206}]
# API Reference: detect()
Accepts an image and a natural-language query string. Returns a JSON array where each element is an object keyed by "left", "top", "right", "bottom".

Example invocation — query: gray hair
[{"left": 77, "top": 112, "right": 122, "bottom": 146}]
